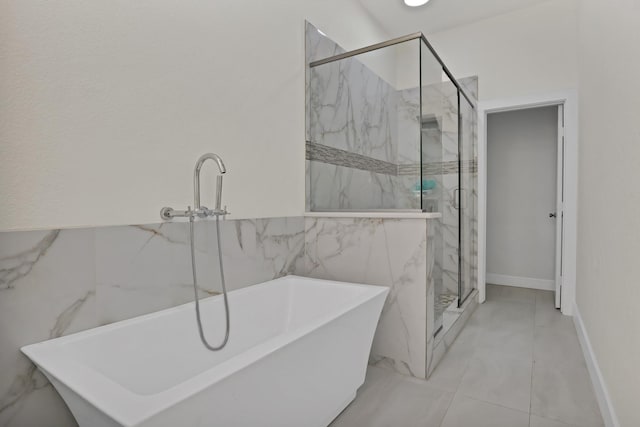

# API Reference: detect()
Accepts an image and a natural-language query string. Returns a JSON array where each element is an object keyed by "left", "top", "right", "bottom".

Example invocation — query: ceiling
[{"left": 359, "top": 0, "right": 553, "bottom": 36}]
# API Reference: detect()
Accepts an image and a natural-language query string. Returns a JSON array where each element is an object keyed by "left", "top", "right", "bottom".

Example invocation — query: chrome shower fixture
[
  {"left": 160, "top": 153, "right": 229, "bottom": 220},
  {"left": 159, "top": 152, "right": 231, "bottom": 351}
]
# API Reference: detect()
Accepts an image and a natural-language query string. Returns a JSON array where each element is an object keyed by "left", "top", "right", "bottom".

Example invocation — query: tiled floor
[{"left": 330, "top": 285, "right": 604, "bottom": 427}]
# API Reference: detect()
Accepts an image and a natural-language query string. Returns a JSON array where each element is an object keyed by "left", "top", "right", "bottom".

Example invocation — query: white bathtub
[{"left": 21, "top": 276, "right": 388, "bottom": 427}]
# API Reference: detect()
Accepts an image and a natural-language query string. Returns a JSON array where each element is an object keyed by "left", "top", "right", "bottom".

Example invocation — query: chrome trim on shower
[
  {"left": 308, "top": 32, "right": 475, "bottom": 108},
  {"left": 308, "top": 32, "right": 422, "bottom": 68}
]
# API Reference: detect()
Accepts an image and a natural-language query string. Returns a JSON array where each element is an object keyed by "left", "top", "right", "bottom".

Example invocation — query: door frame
[{"left": 477, "top": 90, "right": 578, "bottom": 315}]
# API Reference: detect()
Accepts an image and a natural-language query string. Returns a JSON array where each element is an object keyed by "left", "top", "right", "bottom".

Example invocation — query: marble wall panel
[
  {"left": 308, "top": 50, "right": 396, "bottom": 164},
  {"left": 305, "top": 21, "right": 345, "bottom": 143},
  {"left": 425, "top": 218, "right": 438, "bottom": 372},
  {"left": 95, "top": 217, "right": 305, "bottom": 324},
  {"left": 306, "top": 21, "right": 413, "bottom": 211},
  {"left": 94, "top": 221, "right": 213, "bottom": 325},
  {"left": 395, "top": 87, "right": 422, "bottom": 209},
  {"left": 303, "top": 217, "right": 430, "bottom": 378},
  {"left": 0, "top": 229, "right": 97, "bottom": 427},
  {"left": 396, "top": 87, "right": 421, "bottom": 165},
  {"left": 309, "top": 161, "right": 396, "bottom": 210},
  {"left": 0, "top": 216, "right": 304, "bottom": 427}
]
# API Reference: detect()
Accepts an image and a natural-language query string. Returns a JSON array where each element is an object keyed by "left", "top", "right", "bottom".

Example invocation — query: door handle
[
  {"left": 549, "top": 212, "right": 557, "bottom": 218},
  {"left": 452, "top": 189, "right": 466, "bottom": 210}
]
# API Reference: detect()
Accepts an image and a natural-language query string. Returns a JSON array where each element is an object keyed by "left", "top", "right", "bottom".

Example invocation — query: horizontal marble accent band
[
  {"left": 398, "top": 160, "right": 478, "bottom": 177},
  {"left": 308, "top": 140, "right": 478, "bottom": 178},
  {"left": 305, "top": 211, "right": 442, "bottom": 219},
  {"left": 306, "top": 141, "right": 397, "bottom": 176}
]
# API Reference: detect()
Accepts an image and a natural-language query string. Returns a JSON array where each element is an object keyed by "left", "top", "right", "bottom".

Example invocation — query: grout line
[
  {"left": 459, "top": 394, "right": 531, "bottom": 416},
  {"left": 436, "top": 389, "right": 458, "bottom": 427}
]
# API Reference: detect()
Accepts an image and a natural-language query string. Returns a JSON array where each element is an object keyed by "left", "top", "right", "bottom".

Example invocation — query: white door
[{"left": 554, "top": 105, "right": 565, "bottom": 308}]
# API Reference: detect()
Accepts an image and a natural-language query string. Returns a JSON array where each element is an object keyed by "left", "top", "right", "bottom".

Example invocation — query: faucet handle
[{"left": 196, "top": 206, "right": 212, "bottom": 218}]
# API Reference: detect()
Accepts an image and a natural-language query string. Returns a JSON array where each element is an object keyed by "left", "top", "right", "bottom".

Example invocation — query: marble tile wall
[
  {"left": 306, "top": 21, "right": 410, "bottom": 211},
  {"left": 0, "top": 216, "right": 304, "bottom": 427},
  {"left": 395, "top": 87, "right": 422, "bottom": 210},
  {"left": 303, "top": 216, "right": 436, "bottom": 379},
  {"left": 308, "top": 161, "right": 397, "bottom": 211},
  {"left": 0, "top": 229, "right": 96, "bottom": 427},
  {"left": 305, "top": 22, "right": 478, "bottom": 220},
  {"left": 306, "top": 26, "right": 396, "bottom": 164}
]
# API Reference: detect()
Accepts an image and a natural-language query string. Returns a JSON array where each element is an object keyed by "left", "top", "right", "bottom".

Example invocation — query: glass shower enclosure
[{"left": 306, "top": 24, "right": 477, "bottom": 340}]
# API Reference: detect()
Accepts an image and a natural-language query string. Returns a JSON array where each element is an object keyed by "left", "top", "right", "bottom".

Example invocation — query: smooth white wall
[
  {"left": 426, "top": 0, "right": 579, "bottom": 101},
  {"left": 0, "top": 0, "right": 389, "bottom": 231},
  {"left": 577, "top": 1, "right": 640, "bottom": 426},
  {"left": 486, "top": 106, "right": 557, "bottom": 282}
]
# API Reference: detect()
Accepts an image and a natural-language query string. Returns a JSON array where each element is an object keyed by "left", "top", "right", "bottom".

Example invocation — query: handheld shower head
[{"left": 194, "top": 153, "right": 227, "bottom": 212}]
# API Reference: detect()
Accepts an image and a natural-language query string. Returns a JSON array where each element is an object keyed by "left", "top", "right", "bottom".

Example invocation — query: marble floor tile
[
  {"left": 533, "top": 320, "right": 585, "bottom": 367},
  {"left": 425, "top": 341, "right": 473, "bottom": 393},
  {"left": 439, "top": 394, "right": 529, "bottom": 427},
  {"left": 534, "top": 290, "right": 562, "bottom": 328},
  {"left": 530, "top": 414, "right": 578, "bottom": 427},
  {"left": 472, "top": 324, "right": 535, "bottom": 361},
  {"left": 467, "top": 298, "right": 535, "bottom": 330},
  {"left": 463, "top": 299, "right": 535, "bottom": 360},
  {"left": 330, "top": 291, "right": 604, "bottom": 427},
  {"left": 330, "top": 366, "right": 453, "bottom": 427},
  {"left": 531, "top": 361, "right": 604, "bottom": 427},
  {"left": 457, "top": 354, "right": 533, "bottom": 412},
  {"left": 486, "top": 284, "right": 537, "bottom": 304}
]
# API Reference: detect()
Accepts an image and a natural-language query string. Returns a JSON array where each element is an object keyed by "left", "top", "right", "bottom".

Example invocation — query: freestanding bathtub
[{"left": 21, "top": 275, "right": 388, "bottom": 427}]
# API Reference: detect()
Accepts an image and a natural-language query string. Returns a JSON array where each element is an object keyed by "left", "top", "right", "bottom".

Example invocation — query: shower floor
[{"left": 434, "top": 292, "right": 458, "bottom": 319}]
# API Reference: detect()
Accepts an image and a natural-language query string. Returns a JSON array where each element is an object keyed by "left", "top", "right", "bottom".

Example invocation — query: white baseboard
[
  {"left": 485, "top": 273, "right": 554, "bottom": 291},
  {"left": 573, "top": 304, "right": 620, "bottom": 427}
]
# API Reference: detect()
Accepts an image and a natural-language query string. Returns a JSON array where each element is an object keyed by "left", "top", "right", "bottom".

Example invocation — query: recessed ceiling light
[{"left": 404, "top": 0, "right": 430, "bottom": 6}]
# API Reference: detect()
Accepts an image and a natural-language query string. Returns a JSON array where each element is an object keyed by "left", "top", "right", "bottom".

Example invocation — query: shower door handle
[{"left": 453, "top": 189, "right": 466, "bottom": 209}]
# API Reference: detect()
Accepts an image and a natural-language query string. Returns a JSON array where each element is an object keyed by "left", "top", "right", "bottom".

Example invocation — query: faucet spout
[{"left": 194, "top": 153, "right": 227, "bottom": 213}]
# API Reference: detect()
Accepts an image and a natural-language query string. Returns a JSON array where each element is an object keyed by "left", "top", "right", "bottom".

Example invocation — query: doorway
[
  {"left": 486, "top": 106, "right": 562, "bottom": 307},
  {"left": 477, "top": 91, "right": 577, "bottom": 315}
]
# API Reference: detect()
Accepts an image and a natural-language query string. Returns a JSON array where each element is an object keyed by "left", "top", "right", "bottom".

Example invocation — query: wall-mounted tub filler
[{"left": 160, "top": 153, "right": 230, "bottom": 351}]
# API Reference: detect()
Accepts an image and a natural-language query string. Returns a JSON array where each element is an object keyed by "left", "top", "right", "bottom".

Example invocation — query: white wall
[
  {"left": 577, "top": 1, "right": 640, "bottom": 426},
  {"left": 486, "top": 106, "right": 557, "bottom": 282},
  {"left": 426, "top": 0, "right": 579, "bottom": 101},
  {"left": 0, "top": 0, "right": 389, "bottom": 231}
]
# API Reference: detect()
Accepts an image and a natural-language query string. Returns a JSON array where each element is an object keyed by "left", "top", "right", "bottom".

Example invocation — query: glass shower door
[
  {"left": 425, "top": 71, "right": 460, "bottom": 335},
  {"left": 458, "top": 95, "right": 476, "bottom": 305}
]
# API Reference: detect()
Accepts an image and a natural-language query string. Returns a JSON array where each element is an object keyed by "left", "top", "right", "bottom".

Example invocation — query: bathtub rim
[{"left": 21, "top": 275, "right": 388, "bottom": 427}]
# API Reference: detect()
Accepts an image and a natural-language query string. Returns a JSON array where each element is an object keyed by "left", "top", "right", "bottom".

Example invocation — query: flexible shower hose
[{"left": 189, "top": 214, "right": 230, "bottom": 350}]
